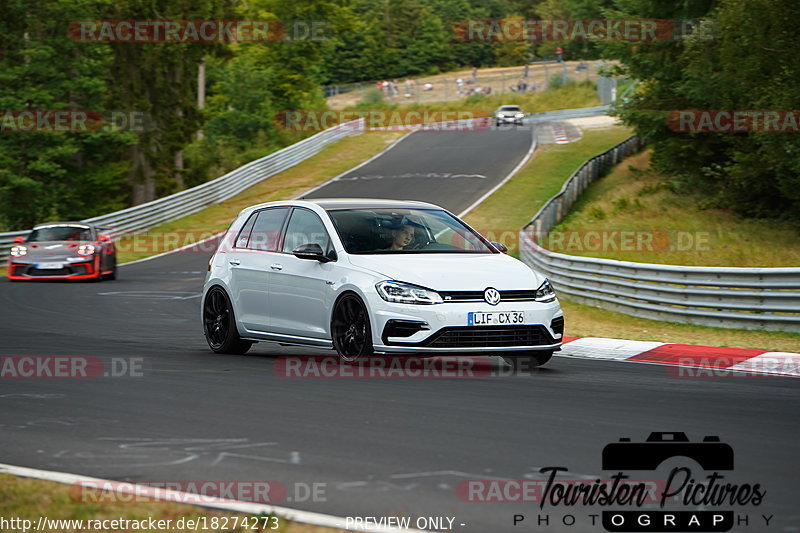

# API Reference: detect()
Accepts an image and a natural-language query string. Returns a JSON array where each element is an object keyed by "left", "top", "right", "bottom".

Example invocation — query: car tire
[
  {"left": 502, "top": 350, "right": 553, "bottom": 372},
  {"left": 203, "top": 286, "right": 253, "bottom": 355},
  {"left": 331, "top": 293, "right": 374, "bottom": 364}
]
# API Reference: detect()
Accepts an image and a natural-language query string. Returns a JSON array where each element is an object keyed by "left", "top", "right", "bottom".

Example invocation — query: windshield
[
  {"left": 327, "top": 208, "right": 494, "bottom": 254},
  {"left": 27, "top": 226, "right": 93, "bottom": 242},
  {"left": 499, "top": 106, "right": 521, "bottom": 112}
]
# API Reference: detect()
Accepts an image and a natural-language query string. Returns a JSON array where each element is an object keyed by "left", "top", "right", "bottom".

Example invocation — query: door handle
[
  {"left": 270, "top": 263, "right": 283, "bottom": 271},
  {"left": 229, "top": 259, "right": 241, "bottom": 266}
]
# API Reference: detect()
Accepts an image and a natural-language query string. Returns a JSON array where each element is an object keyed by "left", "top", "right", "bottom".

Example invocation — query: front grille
[
  {"left": 16, "top": 263, "right": 91, "bottom": 277},
  {"left": 422, "top": 325, "right": 555, "bottom": 348},
  {"left": 29, "top": 267, "right": 73, "bottom": 276},
  {"left": 439, "top": 289, "right": 538, "bottom": 302}
]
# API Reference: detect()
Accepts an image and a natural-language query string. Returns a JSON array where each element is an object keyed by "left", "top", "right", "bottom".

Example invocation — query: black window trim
[
  {"left": 234, "top": 206, "right": 290, "bottom": 252},
  {"left": 278, "top": 207, "right": 335, "bottom": 260}
]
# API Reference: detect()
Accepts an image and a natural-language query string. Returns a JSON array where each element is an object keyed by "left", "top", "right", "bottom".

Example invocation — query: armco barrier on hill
[
  {"left": 0, "top": 119, "right": 365, "bottom": 260},
  {"left": 519, "top": 136, "right": 800, "bottom": 332}
]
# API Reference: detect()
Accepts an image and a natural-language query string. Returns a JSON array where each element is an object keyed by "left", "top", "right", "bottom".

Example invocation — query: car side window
[
  {"left": 281, "top": 209, "right": 330, "bottom": 253},
  {"left": 235, "top": 213, "right": 258, "bottom": 249},
  {"left": 247, "top": 208, "right": 289, "bottom": 251}
]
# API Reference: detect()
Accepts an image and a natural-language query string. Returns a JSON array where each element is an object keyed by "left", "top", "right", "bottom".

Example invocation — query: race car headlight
[
  {"left": 376, "top": 281, "right": 443, "bottom": 305},
  {"left": 77, "top": 244, "right": 96, "bottom": 256},
  {"left": 515, "top": 112, "right": 525, "bottom": 118},
  {"left": 10, "top": 245, "right": 27, "bottom": 257},
  {"left": 495, "top": 113, "right": 503, "bottom": 118},
  {"left": 535, "top": 279, "right": 556, "bottom": 302}
]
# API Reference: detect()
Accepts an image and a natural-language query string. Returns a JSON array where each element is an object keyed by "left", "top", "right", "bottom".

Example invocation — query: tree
[
  {"left": 0, "top": 0, "right": 133, "bottom": 229},
  {"left": 603, "top": 0, "right": 800, "bottom": 219}
]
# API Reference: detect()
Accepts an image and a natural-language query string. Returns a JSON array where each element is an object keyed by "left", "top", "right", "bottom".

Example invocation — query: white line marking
[
  {"left": 0, "top": 462, "right": 426, "bottom": 533},
  {"left": 119, "top": 132, "right": 415, "bottom": 269},
  {"left": 458, "top": 125, "right": 538, "bottom": 217},
  {"left": 298, "top": 130, "right": 415, "bottom": 198}
]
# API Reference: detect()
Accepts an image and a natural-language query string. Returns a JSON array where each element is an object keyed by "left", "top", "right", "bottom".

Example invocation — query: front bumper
[
  {"left": 7, "top": 258, "right": 100, "bottom": 280},
  {"left": 367, "top": 295, "right": 563, "bottom": 354},
  {"left": 495, "top": 115, "right": 524, "bottom": 124}
]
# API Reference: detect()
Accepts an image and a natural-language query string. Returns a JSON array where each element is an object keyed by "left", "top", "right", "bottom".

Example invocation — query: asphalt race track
[
  {"left": 305, "top": 124, "right": 535, "bottom": 214},
  {"left": 1, "top": 126, "right": 798, "bottom": 533}
]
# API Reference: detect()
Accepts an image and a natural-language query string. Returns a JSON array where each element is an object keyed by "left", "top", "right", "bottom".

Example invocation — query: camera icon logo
[{"left": 602, "top": 432, "right": 734, "bottom": 471}]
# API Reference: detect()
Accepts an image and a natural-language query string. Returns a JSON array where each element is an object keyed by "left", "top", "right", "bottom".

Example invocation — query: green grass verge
[
  {"left": 0, "top": 474, "right": 342, "bottom": 533},
  {"left": 548, "top": 149, "right": 800, "bottom": 267},
  {"left": 346, "top": 81, "right": 600, "bottom": 115},
  {"left": 463, "top": 126, "right": 635, "bottom": 254},
  {"left": 463, "top": 125, "right": 800, "bottom": 352},
  {"left": 115, "top": 131, "right": 403, "bottom": 264}
]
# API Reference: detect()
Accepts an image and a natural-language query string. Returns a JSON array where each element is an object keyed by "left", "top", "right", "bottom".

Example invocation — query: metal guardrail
[
  {"left": 527, "top": 105, "right": 611, "bottom": 122},
  {"left": 0, "top": 119, "right": 365, "bottom": 260},
  {"left": 519, "top": 136, "right": 800, "bottom": 332}
]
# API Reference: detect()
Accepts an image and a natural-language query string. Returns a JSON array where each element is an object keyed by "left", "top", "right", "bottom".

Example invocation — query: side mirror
[
  {"left": 490, "top": 241, "right": 508, "bottom": 253},
  {"left": 292, "top": 243, "right": 330, "bottom": 263},
  {"left": 98, "top": 234, "right": 111, "bottom": 242},
  {"left": 13, "top": 236, "right": 25, "bottom": 243}
]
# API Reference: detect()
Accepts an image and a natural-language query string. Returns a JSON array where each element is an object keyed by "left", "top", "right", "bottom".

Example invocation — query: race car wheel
[
  {"left": 502, "top": 350, "right": 553, "bottom": 372},
  {"left": 203, "top": 287, "right": 252, "bottom": 355},
  {"left": 331, "top": 293, "right": 374, "bottom": 364}
]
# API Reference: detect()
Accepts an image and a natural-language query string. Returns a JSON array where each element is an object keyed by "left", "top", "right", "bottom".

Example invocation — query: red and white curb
[
  {"left": 552, "top": 123, "right": 569, "bottom": 144},
  {"left": 558, "top": 336, "right": 800, "bottom": 378}
]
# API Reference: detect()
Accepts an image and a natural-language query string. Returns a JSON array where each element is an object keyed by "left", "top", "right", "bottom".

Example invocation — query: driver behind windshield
[{"left": 389, "top": 223, "right": 415, "bottom": 250}]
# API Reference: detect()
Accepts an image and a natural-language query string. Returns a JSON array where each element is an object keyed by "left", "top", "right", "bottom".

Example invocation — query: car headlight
[
  {"left": 535, "top": 279, "right": 556, "bottom": 302},
  {"left": 77, "top": 244, "right": 96, "bottom": 256},
  {"left": 376, "top": 281, "right": 443, "bottom": 305},
  {"left": 515, "top": 112, "right": 524, "bottom": 118},
  {"left": 495, "top": 113, "right": 503, "bottom": 118},
  {"left": 10, "top": 245, "right": 27, "bottom": 257}
]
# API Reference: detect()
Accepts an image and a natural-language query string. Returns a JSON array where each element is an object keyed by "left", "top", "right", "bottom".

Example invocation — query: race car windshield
[
  {"left": 327, "top": 208, "right": 495, "bottom": 254},
  {"left": 499, "top": 106, "right": 521, "bottom": 111},
  {"left": 27, "top": 226, "right": 93, "bottom": 242}
]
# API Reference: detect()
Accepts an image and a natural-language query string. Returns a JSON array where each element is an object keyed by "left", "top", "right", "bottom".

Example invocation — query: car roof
[
  {"left": 32, "top": 222, "right": 92, "bottom": 230},
  {"left": 303, "top": 198, "right": 443, "bottom": 210},
  {"left": 498, "top": 105, "right": 521, "bottom": 109}
]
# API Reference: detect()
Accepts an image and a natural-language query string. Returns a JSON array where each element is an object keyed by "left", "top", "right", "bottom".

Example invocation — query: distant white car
[
  {"left": 494, "top": 105, "right": 525, "bottom": 126},
  {"left": 202, "top": 199, "right": 563, "bottom": 368}
]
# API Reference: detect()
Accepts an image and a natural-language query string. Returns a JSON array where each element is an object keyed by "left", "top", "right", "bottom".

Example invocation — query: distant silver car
[
  {"left": 494, "top": 105, "right": 525, "bottom": 126},
  {"left": 7, "top": 222, "right": 117, "bottom": 281}
]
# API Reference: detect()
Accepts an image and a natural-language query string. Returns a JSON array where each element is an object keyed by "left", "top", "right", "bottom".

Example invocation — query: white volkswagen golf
[{"left": 202, "top": 199, "right": 564, "bottom": 368}]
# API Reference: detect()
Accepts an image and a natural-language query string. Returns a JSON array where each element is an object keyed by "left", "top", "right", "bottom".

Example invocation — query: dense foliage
[
  {"left": 603, "top": 0, "right": 800, "bottom": 219},
  {"left": 1, "top": 0, "right": 797, "bottom": 229}
]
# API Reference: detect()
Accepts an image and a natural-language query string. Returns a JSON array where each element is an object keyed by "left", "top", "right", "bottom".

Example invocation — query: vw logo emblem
[{"left": 484, "top": 287, "right": 501, "bottom": 306}]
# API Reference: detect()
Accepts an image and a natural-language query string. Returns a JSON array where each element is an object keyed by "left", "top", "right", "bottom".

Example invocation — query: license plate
[
  {"left": 468, "top": 311, "right": 525, "bottom": 326},
  {"left": 36, "top": 262, "right": 63, "bottom": 269}
]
